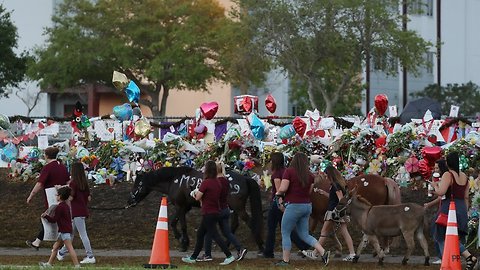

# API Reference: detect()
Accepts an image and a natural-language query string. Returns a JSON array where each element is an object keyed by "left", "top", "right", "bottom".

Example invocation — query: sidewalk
[{"left": 0, "top": 247, "right": 437, "bottom": 265}]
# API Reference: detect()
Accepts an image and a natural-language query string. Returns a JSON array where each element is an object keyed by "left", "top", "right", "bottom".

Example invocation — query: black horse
[{"left": 126, "top": 166, "right": 264, "bottom": 252}]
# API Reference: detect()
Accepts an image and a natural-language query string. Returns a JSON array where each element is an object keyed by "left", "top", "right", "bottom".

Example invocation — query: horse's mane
[{"left": 356, "top": 194, "right": 372, "bottom": 206}]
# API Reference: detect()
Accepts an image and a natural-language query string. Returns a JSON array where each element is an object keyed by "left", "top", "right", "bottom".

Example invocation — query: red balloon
[
  {"left": 200, "top": 102, "right": 219, "bottom": 120},
  {"left": 427, "top": 134, "right": 437, "bottom": 144},
  {"left": 418, "top": 159, "right": 433, "bottom": 180},
  {"left": 292, "top": 117, "right": 307, "bottom": 137},
  {"left": 265, "top": 94, "right": 277, "bottom": 114},
  {"left": 242, "top": 96, "right": 252, "bottom": 113},
  {"left": 422, "top": 146, "right": 443, "bottom": 166},
  {"left": 374, "top": 94, "right": 388, "bottom": 116}
]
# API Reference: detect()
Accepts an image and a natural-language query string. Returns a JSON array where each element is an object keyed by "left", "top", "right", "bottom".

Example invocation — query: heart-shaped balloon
[
  {"left": 112, "top": 71, "right": 130, "bottom": 90},
  {"left": 292, "top": 117, "right": 306, "bottom": 137},
  {"left": 374, "top": 94, "right": 388, "bottom": 116},
  {"left": 279, "top": 124, "right": 296, "bottom": 139},
  {"left": 200, "top": 102, "right": 219, "bottom": 120},
  {"left": 265, "top": 94, "right": 277, "bottom": 114},
  {"left": 242, "top": 96, "right": 252, "bottom": 113},
  {"left": 427, "top": 134, "right": 437, "bottom": 144},
  {"left": 134, "top": 118, "right": 151, "bottom": 138},
  {"left": 113, "top": 103, "right": 133, "bottom": 122},
  {"left": 375, "top": 136, "right": 387, "bottom": 148}
]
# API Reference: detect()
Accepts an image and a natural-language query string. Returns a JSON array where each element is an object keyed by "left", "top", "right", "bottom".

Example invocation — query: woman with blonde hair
[{"left": 303, "top": 165, "right": 355, "bottom": 261}]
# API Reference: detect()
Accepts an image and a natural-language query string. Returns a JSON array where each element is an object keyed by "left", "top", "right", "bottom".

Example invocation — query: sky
[{"left": 0, "top": 0, "right": 53, "bottom": 117}]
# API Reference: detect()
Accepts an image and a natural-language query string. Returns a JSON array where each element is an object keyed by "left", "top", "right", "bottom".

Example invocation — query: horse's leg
[
  {"left": 416, "top": 227, "right": 430, "bottom": 266},
  {"left": 353, "top": 234, "right": 369, "bottom": 263},
  {"left": 309, "top": 217, "right": 318, "bottom": 235},
  {"left": 170, "top": 208, "right": 181, "bottom": 240},
  {"left": 401, "top": 230, "right": 415, "bottom": 265},
  {"left": 237, "top": 208, "right": 264, "bottom": 251},
  {"left": 177, "top": 207, "right": 190, "bottom": 252}
]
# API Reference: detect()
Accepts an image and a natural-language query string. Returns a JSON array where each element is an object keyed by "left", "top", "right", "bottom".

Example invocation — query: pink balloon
[{"left": 200, "top": 102, "right": 219, "bottom": 120}]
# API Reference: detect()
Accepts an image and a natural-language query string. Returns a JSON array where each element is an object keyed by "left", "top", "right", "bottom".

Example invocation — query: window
[
  {"left": 426, "top": 52, "right": 434, "bottom": 74},
  {"left": 372, "top": 54, "right": 398, "bottom": 72},
  {"left": 408, "top": 0, "right": 433, "bottom": 16}
]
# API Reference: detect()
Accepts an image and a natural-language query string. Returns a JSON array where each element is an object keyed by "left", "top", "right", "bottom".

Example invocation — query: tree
[
  {"left": 239, "top": 0, "right": 432, "bottom": 115},
  {"left": 28, "top": 0, "right": 253, "bottom": 117},
  {"left": 412, "top": 82, "right": 480, "bottom": 117},
  {"left": 15, "top": 82, "right": 42, "bottom": 117},
  {"left": 0, "top": 4, "right": 29, "bottom": 97}
]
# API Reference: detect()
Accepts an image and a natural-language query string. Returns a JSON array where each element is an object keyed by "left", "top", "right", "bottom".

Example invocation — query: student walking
[
  {"left": 57, "top": 162, "right": 96, "bottom": 264},
  {"left": 39, "top": 186, "right": 80, "bottom": 268}
]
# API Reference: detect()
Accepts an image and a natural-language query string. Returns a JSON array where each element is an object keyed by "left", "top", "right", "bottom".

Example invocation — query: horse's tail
[
  {"left": 385, "top": 178, "right": 401, "bottom": 205},
  {"left": 245, "top": 177, "right": 264, "bottom": 248}
]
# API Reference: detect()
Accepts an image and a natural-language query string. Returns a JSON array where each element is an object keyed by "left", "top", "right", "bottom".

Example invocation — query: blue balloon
[
  {"left": 279, "top": 124, "right": 296, "bottom": 139},
  {"left": 113, "top": 103, "right": 133, "bottom": 122},
  {"left": 250, "top": 114, "right": 264, "bottom": 140},
  {"left": 1, "top": 142, "right": 18, "bottom": 162},
  {"left": 125, "top": 81, "right": 140, "bottom": 103}
]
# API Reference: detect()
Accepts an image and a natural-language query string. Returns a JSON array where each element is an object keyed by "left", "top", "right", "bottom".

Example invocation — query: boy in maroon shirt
[
  {"left": 26, "top": 147, "right": 70, "bottom": 249},
  {"left": 39, "top": 186, "right": 80, "bottom": 268}
]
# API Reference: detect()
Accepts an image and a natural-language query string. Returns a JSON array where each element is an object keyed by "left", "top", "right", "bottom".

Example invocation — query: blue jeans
[
  {"left": 263, "top": 201, "right": 310, "bottom": 257},
  {"left": 281, "top": 203, "right": 318, "bottom": 251}
]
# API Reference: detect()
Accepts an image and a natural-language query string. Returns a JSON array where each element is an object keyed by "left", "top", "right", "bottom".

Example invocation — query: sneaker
[
  {"left": 275, "top": 260, "right": 289, "bottom": 266},
  {"left": 80, "top": 257, "right": 96, "bottom": 264},
  {"left": 302, "top": 250, "right": 318, "bottom": 259},
  {"left": 38, "top": 262, "right": 52, "bottom": 268},
  {"left": 237, "top": 248, "right": 247, "bottom": 261},
  {"left": 321, "top": 250, "right": 331, "bottom": 266},
  {"left": 342, "top": 254, "right": 356, "bottom": 262},
  {"left": 432, "top": 258, "right": 442, "bottom": 264},
  {"left": 56, "top": 250, "right": 65, "bottom": 261},
  {"left": 26, "top": 240, "right": 39, "bottom": 251},
  {"left": 219, "top": 255, "right": 235, "bottom": 265},
  {"left": 196, "top": 254, "right": 213, "bottom": 262},
  {"left": 181, "top": 256, "right": 196, "bottom": 264}
]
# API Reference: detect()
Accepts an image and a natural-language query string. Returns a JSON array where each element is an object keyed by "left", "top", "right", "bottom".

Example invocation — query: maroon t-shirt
[
  {"left": 218, "top": 177, "right": 229, "bottom": 210},
  {"left": 270, "top": 168, "right": 285, "bottom": 200},
  {"left": 38, "top": 161, "right": 70, "bottom": 209},
  {"left": 282, "top": 167, "right": 314, "bottom": 204},
  {"left": 199, "top": 178, "right": 222, "bottom": 215},
  {"left": 69, "top": 181, "right": 90, "bottom": 218},
  {"left": 45, "top": 201, "right": 73, "bottom": 233}
]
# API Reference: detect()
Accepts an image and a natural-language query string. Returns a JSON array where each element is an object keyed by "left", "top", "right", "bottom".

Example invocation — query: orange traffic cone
[
  {"left": 440, "top": 200, "right": 462, "bottom": 270},
  {"left": 144, "top": 197, "right": 176, "bottom": 269}
]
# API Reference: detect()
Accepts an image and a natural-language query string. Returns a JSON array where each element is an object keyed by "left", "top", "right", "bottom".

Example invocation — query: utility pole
[
  {"left": 402, "top": 0, "right": 408, "bottom": 108},
  {"left": 436, "top": 0, "right": 441, "bottom": 90}
]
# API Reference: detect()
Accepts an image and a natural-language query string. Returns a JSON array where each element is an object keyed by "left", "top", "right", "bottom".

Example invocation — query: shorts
[
  {"left": 57, "top": 232, "right": 73, "bottom": 241},
  {"left": 324, "top": 210, "right": 350, "bottom": 223}
]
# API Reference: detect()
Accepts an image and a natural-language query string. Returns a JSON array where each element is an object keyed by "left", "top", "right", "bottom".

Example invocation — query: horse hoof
[
  {"left": 402, "top": 258, "right": 408, "bottom": 265},
  {"left": 378, "top": 259, "right": 384, "bottom": 266},
  {"left": 353, "top": 256, "right": 359, "bottom": 263},
  {"left": 424, "top": 257, "right": 430, "bottom": 266}
]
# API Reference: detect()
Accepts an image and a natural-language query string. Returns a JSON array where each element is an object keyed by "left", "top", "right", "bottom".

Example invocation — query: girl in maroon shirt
[
  {"left": 57, "top": 162, "right": 96, "bottom": 264},
  {"left": 182, "top": 160, "right": 235, "bottom": 265},
  {"left": 39, "top": 186, "right": 80, "bottom": 268}
]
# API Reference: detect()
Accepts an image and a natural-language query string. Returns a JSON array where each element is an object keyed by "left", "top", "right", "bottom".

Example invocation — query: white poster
[
  {"left": 41, "top": 187, "right": 59, "bottom": 241},
  {"left": 37, "top": 135, "right": 49, "bottom": 150},
  {"left": 449, "top": 105, "right": 460, "bottom": 118}
]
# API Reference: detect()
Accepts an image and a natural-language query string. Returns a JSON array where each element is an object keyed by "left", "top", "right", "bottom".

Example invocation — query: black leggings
[
  {"left": 191, "top": 214, "right": 232, "bottom": 259},
  {"left": 36, "top": 222, "right": 44, "bottom": 241}
]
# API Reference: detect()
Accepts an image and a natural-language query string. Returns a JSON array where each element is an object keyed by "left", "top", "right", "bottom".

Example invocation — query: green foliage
[
  {"left": 240, "top": 0, "right": 432, "bottom": 115},
  {"left": 28, "top": 0, "right": 252, "bottom": 116},
  {"left": 412, "top": 82, "right": 480, "bottom": 116},
  {"left": 0, "top": 4, "right": 29, "bottom": 97}
]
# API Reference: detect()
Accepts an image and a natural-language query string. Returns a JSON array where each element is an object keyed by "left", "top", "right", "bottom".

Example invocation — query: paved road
[{"left": 0, "top": 247, "right": 439, "bottom": 265}]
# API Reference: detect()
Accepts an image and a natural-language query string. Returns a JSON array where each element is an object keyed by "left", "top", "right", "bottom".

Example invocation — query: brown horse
[
  {"left": 336, "top": 190, "right": 429, "bottom": 266},
  {"left": 310, "top": 173, "right": 401, "bottom": 255}
]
